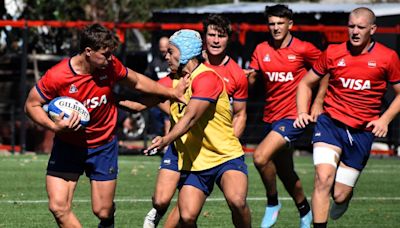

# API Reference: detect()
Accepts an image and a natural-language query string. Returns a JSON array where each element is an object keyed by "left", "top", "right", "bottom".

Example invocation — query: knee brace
[
  {"left": 313, "top": 146, "right": 339, "bottom": 168},
  {"left": 335, "top": 166, "right": 360, "bottom": 187}
]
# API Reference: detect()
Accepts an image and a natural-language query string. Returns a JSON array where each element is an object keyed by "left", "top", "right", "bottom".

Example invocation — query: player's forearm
[
  {"left": 296, "top": 81, "right": 313, "bottom": 114},
  {"left": 232, "top": 113, "right": 246, "bottom": 138},
  {"left": 312, "top": 74, "right": 329, "bottom": 107},
  {"left": 25, "top": 104, "right": 56, "bottom": 131},
  {"left": 379, "top": 95, "right": 400, "bottom": 124},
  {"left": 134, "top": 72, "right": 175, "bottom": 99},
  {"left": 119, "top": 96, "right": 162, "bottom": 112},
  {"left": 247, "top": 71, "right": 257, "bottom": 86},
  {"left": 163, "top": 114, "right": 196, "bottom": 145}
]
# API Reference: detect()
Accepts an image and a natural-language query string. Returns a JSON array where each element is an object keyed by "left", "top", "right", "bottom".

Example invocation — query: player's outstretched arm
[
  {"left": 119, "top": 95, "right": 163, "bottom": 112},
  {"left": 294, "top": 70, "right": 321, "bottom": 128},
  {"left": 367, "top": 83, "right": 400, "bottom": 137},
  {"left": 121, "top": 68, "right": 189, "bottom": 104},
  {"left": 144, "top": 99, "right": 210, "bottom": 153}
]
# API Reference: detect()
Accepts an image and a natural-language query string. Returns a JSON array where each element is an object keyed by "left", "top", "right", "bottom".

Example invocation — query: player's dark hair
[
  {"left": 264, "top": 4, "right": 293, "bottom": 20},
  {"left": 79, "top": 23, "right": 119, "bottom": 53},
  {"left": 203, "top": 14, "right": 232, "bottom": 37}
]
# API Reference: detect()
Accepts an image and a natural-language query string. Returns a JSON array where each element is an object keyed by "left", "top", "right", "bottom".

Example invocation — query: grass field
[{"left": 0, "top": 153, "right": 399, "bottom": 227}]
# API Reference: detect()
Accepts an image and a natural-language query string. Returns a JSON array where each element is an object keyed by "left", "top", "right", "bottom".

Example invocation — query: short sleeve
[
  {"left": 387, "top": 51, "right": 400, "bottom": 84},
  {"left": 112, "top": 56, "right": 128, "bottom": 81},
  {"left": 312, "top": 50, "right": 329, "bottom": 77},
  {"left": 36, "top": 69, "right": 59, "bottom": 101},
  {"left": 249, "top": 45, "right": 261, "bottom": 71},
  {"left": 302, "top": 41, "right": 322, "bottom": 67},
  {"left": 191, "top": 71, "right": 223, "bottom": 102},
  {"left": 232, "top": 68, "right": 248, "bottom": 101}
]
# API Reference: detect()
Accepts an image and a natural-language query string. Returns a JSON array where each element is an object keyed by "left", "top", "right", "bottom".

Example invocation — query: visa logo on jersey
[
  {"left": 266, "top": 72, "right": 294, "bottom": 82},
  {"left": 83, "top": 95, "right": 108, "bottom": 108},
  {"left": 339, "top": 77, "right": 371, "bottom": 90}
]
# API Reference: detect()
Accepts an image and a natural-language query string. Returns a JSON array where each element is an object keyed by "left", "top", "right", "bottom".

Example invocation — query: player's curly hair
[
  {"left": 264, "top": 4, "right": 293, "bottom": 20},
  {"left": 79, "top": 23, "right": 119, "bottom": 53},
  {"left": 203, "top": 14, "right": 232, "bottom": 37}
]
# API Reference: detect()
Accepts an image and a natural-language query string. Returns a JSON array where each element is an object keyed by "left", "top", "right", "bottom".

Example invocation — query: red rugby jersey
[
  {"left": 312, "top": 41, "right": 400, "bottom": 129},
  {"left": 250, "top": 37, "right": 321, "bottom": 123},
  {"left": 36, "top": 56, "right": 127, "bottom": 148},
  {"left": 204, "top": 57, "right": 248, "bottom": 102}
]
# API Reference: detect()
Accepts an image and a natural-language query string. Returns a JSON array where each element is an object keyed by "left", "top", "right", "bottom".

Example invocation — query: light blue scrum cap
[{"left": 169, "top": 29, "right": 202, "bottom": 65}]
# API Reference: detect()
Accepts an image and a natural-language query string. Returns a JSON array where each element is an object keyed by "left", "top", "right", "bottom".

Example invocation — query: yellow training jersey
[{"left": 170, "top": 63, "right": 244, "bottom": 171}]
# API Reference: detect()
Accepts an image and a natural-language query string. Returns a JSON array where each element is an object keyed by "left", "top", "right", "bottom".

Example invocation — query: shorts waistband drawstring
[{"left": 346, "top": 127, "right": 354, "bottom": 146}]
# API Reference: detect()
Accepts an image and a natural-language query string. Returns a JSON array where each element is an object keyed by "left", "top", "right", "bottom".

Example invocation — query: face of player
[
  {"left": 165, "top": 44, "right": 180, "bottom": 73},
  {"left": 159, "top": 37, "right": 169, "bottom": 58},
  {"left": 87, "top": 47, "right": 113, "bottom": 70},
  {"left": 348, "top": 13, "right": 376, "bottom": 48},
  {"left": 267, "top": 16, "right": 293, "bottom": 41},
  {"left": 205, "top": 25, "right": 228, "bottom": 56}
]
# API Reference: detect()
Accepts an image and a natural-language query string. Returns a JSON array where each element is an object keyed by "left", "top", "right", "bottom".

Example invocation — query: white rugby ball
[{"left": 46, "top": 96, "right": 90, "bottom": 126}]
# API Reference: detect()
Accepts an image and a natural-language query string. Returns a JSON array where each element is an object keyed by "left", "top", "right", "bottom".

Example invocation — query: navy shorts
[
  {"left": 312, "top": 114, "right": 374, "bottom": 170},
  {"left": 177, "top": 156, "right": 248, "bottom": 196},
  {"left": 159, "top": 144, "right": 179, "bottom": 172},
  {"left": 47, "top": 137, "right": 119, "bottom": 181},
  {"left": 262, "top": 118, "right": 305, "bottom": 143}
]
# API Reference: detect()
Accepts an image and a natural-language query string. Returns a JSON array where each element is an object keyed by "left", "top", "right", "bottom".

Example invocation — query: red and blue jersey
[
  {"left": 36, "top": 56, "right": 128, "bottom": 148},
  {"left": 250, "top": 37, "right": 321, "bottom": 123},
  {"left": 204, "top": 57, "right": 248, "bottom": 102},
  {"left": 312, "top": 41, "right": 400, "bottom": 129}
]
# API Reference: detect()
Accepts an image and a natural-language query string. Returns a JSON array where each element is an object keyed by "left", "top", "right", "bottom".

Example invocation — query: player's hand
[
  {"left": 53, "top": 111, "right": 82, "bottom": 132},
  {"left": 173, "top": 74, "right": 190, "bottom": 104},
  {"left": 366, "top": 118, "right": 389, "bottom": 137},
  {"left": 310, "top": 103, "right": 324, "bottom": 122},
  {"left": 144, "top": 136, "right": 167, "bottom": 155},
  {"left": 293, "top": 112, "right": 313, "bottom": 128},
  {"left": 243, "top": 69, "right": 255, "bottom": 77}
]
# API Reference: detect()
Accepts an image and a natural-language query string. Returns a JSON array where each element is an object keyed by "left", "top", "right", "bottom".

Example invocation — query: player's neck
[
  {"left": 272, "top": 33, "right": 292, "bottom": 49},
  {"left": 349, "top": 39, "right": 374, "bottom": 55},
  {"left": 182, "top": 59, "right": 200, "bottom": 76},
  {"left": 71, "top": 54, "right": 93, "bottom": 75},
  {"left": 204, "top": 51, "right": 228, "bottom": 66}
]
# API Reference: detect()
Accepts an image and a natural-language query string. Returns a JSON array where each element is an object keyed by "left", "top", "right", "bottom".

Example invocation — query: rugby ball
[{"left": 46, "top": 97, "right": 90, "bottom": 126}]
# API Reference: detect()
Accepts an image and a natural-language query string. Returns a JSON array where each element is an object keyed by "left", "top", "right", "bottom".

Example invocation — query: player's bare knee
[
  {"left": 179, "top": 212, "right": 198, "bottom": 226},
  {"left": 226, "top": 195, "right": 247, "bottom": 211},
  {"left": 253, "top": 153, "right": 271, "bottom": 170},
  {"left": 48, "top": 200, "right": 71, "bottom": 218},
  {"left": 153, "top": 198, "right": 170, "bottom": 211},
  {"left": 314, "top": 170, "right": 335, "bottom": 192},
  {"left": 93, "top": 205, "right": 114, "bottom": 220}
]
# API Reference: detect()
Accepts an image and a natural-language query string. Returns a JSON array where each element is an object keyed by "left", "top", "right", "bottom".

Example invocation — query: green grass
[{"left": 0, "top": 154, "right": 399, "bottom": 227}]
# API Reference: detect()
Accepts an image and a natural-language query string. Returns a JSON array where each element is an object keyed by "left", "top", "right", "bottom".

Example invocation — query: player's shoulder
[
  {"left": 225, "top": 57, "right": 242, "bottom": 71},
  {"left": 290, "top": 37, "right": 318, "bottom": 51},
  {"left": 45, "top": 58, "right": 72, "bottom": 79},
  {"left": 326, "top": 42, "right": 346, "bottom": 51},
  {"left": 372, "top": 42, "right": 397, "bottom": 56},
  {"left": 255, "top": 41, "right": 272, "bottom": 51}
]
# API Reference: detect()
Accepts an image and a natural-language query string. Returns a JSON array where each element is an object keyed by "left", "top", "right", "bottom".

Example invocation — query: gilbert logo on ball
[{"left": 47, "top": 96, "right": 90, "bottom": 126}]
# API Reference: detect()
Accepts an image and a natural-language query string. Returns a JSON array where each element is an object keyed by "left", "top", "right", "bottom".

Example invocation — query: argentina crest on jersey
[
  {"left": 287, "top": 54, "right": 296, "bottom": 62},
  {"left": 337, "top": 58, "right": 346, "bottom": 67},
  {"left": 69, "top": 84, "right": 78, "bottom": 93},
  {"left": 263, "top": 54, "right": 271, "bottom": 62},
  {"left": 368, "top": 60, "right": 376, "bottom": 68}
]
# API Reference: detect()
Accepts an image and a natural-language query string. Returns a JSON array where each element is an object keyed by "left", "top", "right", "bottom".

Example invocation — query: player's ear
[
  {"left": 370, "top": 24, "right": 377, "bottom": 36},
  {"left": 85, "top": 47, "right": 92, "bottom": 57},
  {"left": 288, "top": 20, "right": 294, "bottom": 29}
]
